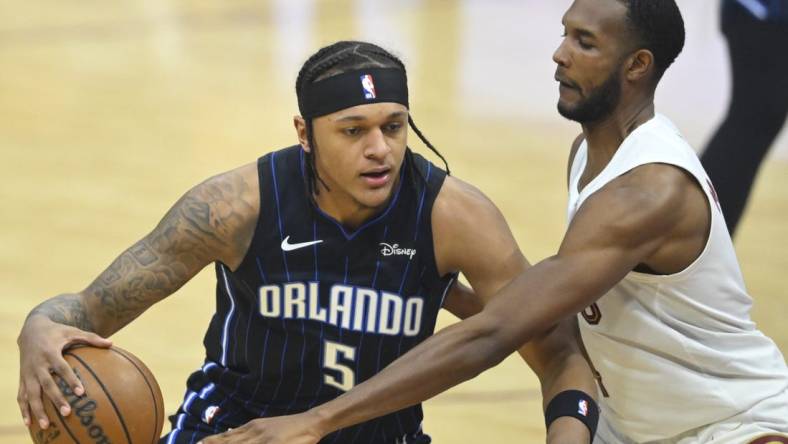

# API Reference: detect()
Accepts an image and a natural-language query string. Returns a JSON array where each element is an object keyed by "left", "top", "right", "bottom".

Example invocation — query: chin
[
  {"left": 557, "top": 101, "right": 579, "bottom": 121},
  {"left": 357, "top": 186, "right": 395, "bottom": 210}
]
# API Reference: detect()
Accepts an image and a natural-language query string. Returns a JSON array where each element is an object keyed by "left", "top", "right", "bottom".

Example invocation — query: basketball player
[
  {"left": 701, "top": 0, "right": 788, "bottom": 236},
  {"left": 17, "top": 41, "right": 598, "bottom": 443},
  {"left": 215, "top": 2, "right": 788, "bottom": 443}
]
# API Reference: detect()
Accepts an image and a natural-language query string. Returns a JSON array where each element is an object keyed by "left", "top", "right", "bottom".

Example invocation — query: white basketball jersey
[{"left": 567, "top": 114, "right": 788, "bottom": 442}]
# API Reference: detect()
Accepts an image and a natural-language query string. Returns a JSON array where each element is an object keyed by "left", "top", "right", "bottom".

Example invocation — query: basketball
[{"left": 28, "top": 345, "right": 165, "bottom": 444}]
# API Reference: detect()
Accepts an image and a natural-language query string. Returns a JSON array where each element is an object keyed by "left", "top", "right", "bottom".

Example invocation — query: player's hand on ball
[
  {"left": 17, "top": 315, "right": 112, "bottom": 430},
  {"left": 199, "top": 413, "right": 324, "bottom": 444}
]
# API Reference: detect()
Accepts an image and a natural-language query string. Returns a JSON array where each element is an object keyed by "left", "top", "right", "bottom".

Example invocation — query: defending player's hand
[
  {"left": 198, "top": 413, "right": 324, "bottom": 444},
  {"left": 17, "top": 315, "right": 112, "bottom": 430}
]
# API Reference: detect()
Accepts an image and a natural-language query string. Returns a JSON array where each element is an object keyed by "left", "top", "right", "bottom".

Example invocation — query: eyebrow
[
  {"left": 562, "top": 18, "right": 597, "bottom": 39},
  {"left": 576, "top": 28, "right": 596, "bottom": 39},
  {"left": 335, "top": 111, "right": 408, "bottom": 122}
]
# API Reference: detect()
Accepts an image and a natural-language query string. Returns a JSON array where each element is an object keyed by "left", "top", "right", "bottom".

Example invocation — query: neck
[
  {"left": 582, "top": 95, "right": 655, "bottom": 170},
  {"left": 312, "top": 178, "right": 399, "bottom": 230}
]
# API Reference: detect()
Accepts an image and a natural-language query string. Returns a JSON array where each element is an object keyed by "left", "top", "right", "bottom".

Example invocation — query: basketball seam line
[
  {"left": 110, "top": 347, "right": 162, "bottom": 444},
  {"left": 49, "top": 398, "right": 79, "bottom": 444},
  {"left": 65, "top": 351, "right": 133, "bottom": 444}
]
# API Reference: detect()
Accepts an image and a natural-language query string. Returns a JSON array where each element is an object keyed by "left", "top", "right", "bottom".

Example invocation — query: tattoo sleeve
[
  {"left": 27, "top": 169, "right": 257, "bottom": 336},
  {"left": 28, "top": 294, "right": 95, "bottom": 331}
]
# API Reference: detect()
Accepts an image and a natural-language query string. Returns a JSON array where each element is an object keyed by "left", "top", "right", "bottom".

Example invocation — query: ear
[
  {"left": 625, "top": 49, "right": 654, "bottom": 82},
  {"left": 293, "top": 116, "right": 310, "bottom": 153}
]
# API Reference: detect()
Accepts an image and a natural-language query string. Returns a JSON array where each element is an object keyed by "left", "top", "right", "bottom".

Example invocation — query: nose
[
  {"left": 553, "top": 39, "right": 570, "bottom": 68},
  {"left": 363, "top": 128, "right": 391, "bottom": 160}
]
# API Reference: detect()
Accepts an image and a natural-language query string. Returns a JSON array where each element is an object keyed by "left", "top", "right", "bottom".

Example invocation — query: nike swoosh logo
[{"left": 281, "top": 236, "right": 323, "bottom": 252}]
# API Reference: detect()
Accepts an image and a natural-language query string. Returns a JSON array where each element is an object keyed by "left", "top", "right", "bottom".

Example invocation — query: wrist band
[{"left": 544, "top": 390, "right": 599, "bottom": 439}]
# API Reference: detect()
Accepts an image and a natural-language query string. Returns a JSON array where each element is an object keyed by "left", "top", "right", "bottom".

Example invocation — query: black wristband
[{"left": 544, "top": 390, "right": 599, "bottom": 439}]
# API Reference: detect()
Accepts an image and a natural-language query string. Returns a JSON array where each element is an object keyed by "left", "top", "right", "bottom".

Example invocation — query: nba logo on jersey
[
  {"left": 578, "top": 399, "right": 589, "bottom": 416},
  {"left": 202, "top": 405, "right": 220, "bottom": 424},
  {"left": 361, "top": 74, "right": 376, "bottom": 99}
]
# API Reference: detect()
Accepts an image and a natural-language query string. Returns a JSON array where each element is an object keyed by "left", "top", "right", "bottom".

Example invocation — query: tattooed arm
[{"left": 18, "top": 162, "right": 260, "bottom": 430}]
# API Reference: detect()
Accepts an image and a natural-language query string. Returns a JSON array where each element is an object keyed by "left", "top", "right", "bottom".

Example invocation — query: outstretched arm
[
  {"left": 299, "top": 164, "right": 697, "bottom": 438},
  {"left": 17, "top": 163, "right": 258, "bottom": 429},
  {"left": 430, "top": 278, "right": 596, "bottom": 443},
  {"left": 432, "top": 177, "right": 595, "bottom": 442}
]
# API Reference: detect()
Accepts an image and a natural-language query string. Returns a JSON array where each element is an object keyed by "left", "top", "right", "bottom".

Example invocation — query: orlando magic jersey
[{"left": 163, "top": 145, "right": 455, "bottom": 444}]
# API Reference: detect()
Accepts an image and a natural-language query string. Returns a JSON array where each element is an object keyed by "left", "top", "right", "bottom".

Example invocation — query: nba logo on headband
[{"left": 360, "top": 74, "right": 377, "bottom": 99}]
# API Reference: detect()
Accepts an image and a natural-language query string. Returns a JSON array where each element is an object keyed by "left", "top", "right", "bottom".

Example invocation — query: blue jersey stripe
[
  {"left": 307, "top": 222, "right": 326, "bottom": 409},
  {"left": 270, "top": 152, "right": 291, "bottom": 281},
  {"left": 284, "top": 320, "right": 308, "bottom": 414},
  {"left": 732, "top": 0, "right": 788, "bottom": 21},
  {"left": 260, "top": 320, "right": 289, "bottom": 416},
  {"left": 327, "top": 256, "right": 351, "bottom": 444},
  {"left": 413, "top": 162, "right": 432, "bottom": 242},
  {"left": 166, "top": 413, "right": 187, "bottom": 444},
  {"left": 246, "top": 257, "right": 272, "bottom": 410},
  {"left": 737, "top": 0, "right": 770, "bottom": 18},
  {"left": 219, "top": 265, "right": 236, "bottom": 367},
  {"left": 401, "top": 162, "right": 433, "bottom": 428},
  {"left": 270, "top": 150, "right": 292, "bottom": 415},
  {"left": 439, "top": 275, "right": 456, "bottom": 309},
  {"left": 313, "top": 220, "right": 320, "bottom": 281}
]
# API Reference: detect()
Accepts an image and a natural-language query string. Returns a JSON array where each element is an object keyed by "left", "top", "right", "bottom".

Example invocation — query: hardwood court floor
[{"left": 1, "top": 1, "right": 786, "bottom": 442}]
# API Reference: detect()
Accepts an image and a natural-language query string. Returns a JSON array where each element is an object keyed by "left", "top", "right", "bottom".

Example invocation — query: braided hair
[{"left": 295, "top": 41, "right": 449, "bottom": 196}]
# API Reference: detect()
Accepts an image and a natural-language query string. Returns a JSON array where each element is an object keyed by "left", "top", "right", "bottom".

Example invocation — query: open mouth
[
  {"left": 360, "top": 167, "right": 392, "bottom": 187},
  {"left": 361, "top": 166, "right": 391, "bottom": 178},
  {"left": 555, "top": 73, "right": 577, "bottom": 91},
  {"left": 361, "top": 167, "right": 391, "bottom": 179},
  {"left": 556, "top": 77, "right": 576, "bottom": 91}
]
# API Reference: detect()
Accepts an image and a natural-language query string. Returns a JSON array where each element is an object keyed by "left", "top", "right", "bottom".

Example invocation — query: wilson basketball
[{"left": 29, "top": 345, "right": 165, "bottom": 444}]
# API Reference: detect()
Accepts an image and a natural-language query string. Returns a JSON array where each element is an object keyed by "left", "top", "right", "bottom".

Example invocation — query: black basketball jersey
[{"left": 168, "top": 145, "right": 455, "bottom": 444}]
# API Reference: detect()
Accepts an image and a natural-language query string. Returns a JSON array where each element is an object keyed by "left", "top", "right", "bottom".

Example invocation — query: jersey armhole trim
[
  {"left": 233, "top": 155, "right": 269, "bottom": 273},
  {"left": 624, "top": 162, "right": 716, "bottom": 283}
]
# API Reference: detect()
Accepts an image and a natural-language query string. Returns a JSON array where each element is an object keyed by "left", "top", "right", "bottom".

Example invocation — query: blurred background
[{"left": 1, "top": 0, "right": 786, "bottom": 442}]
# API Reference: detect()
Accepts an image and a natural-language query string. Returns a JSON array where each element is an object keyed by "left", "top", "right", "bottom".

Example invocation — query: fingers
[
  {"left": 30, "top": 346, "right": 87, "bottom": 429},
  {"left": 49, "top": 354, "right": 83, "bottom": 398},
  {"left": 39, "top": 366, "right": 72, "bottom": 416},
  {"left": 69, "top": 330, "right": 112, "bottom": 349},
  {"left": 18, "top": 320, "right": 104, "bottom": 430},
  {"left": 60, "top": 327, "right": 107, "bottom": 396},
  {"left": 23, "top": 372, "right": 51, "bottom": 430},
  {"left": 17, "top": 380, "right": 30, "bottom": 427}
]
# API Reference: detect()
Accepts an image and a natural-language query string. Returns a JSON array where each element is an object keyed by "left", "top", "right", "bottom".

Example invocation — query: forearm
[
  {"left": 539, "top": 352, "right": 596, "bottom": 443},
  {"left": 311, "top": 255, "right": 609, "bottom": 436},
  {"left": 529, "top": 346, "right": 596, "bottom": 408},
  {"left": 27, "top": 293, "right": 95, "bottom": 331},
  {"left": 518, "top": 320, "right": 597, "bottom": 442},
  {"left": 23, "top": 176, "right": 249, "bottom": 336},
  {"left": 25, "top": 235, "right": 205, "bottom": 337},
  {"left": 77, "top": 238, "right": 200, "bottom": 336},
  {"left": 547, "top": 416, "right": 591, "bottom": 444},
  {"left": 27, "top": 244, "right": 194, "bottom": 337},
  {"left": 313, "top": 314, "right": 515, "bottom": 434}
]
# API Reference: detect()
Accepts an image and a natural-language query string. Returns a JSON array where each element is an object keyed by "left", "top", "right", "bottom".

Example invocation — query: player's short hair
[
  {"left": 617, "top": 0, "right": 685, "bottom": 81},
  {"left": 295, "top": 41, "right": 448, "bottom": 196}
]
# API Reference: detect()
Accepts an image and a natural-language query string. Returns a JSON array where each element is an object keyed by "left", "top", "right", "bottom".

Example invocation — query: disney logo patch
[{"left": 380, "top": 243, "right": 416, "bottom": 260}]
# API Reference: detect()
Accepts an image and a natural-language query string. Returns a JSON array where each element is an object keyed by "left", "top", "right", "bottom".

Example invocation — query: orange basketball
[{"left": 29, "top": 345, "right": 165, "bottom": 444}]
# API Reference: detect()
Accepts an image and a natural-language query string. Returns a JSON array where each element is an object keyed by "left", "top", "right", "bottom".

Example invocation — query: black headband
[{"left": 299, "top": 68, "right": 409, "bottom": 119}]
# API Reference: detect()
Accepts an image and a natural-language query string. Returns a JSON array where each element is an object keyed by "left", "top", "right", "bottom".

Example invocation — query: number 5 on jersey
[{"left": 323, "top": 340, "right": 357, "bottom": 392}]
